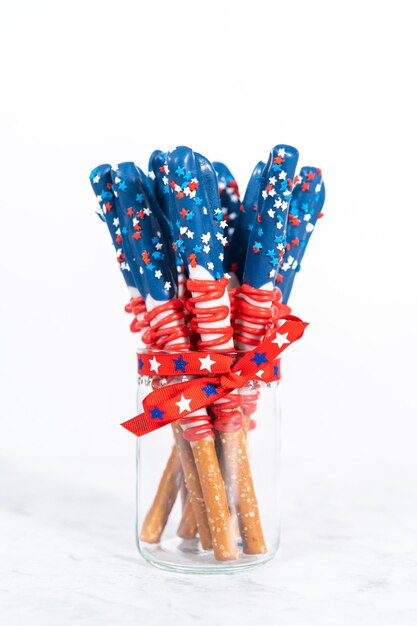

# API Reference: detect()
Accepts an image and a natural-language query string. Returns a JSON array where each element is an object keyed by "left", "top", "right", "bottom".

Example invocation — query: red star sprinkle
[
  {"left": 188, "top": 181, "right": 199, "bottom": 191},
  {"left": 127, "top": 207, "right": 134, "bottom": 216},
  {"left": 105, "top": 202, "right": 113, "bottom": 211},
  {"left": 141, "top": 251, "right": 151, "bottom": 265},
  {"left": 180, "top": 208, "right": 189, "bottom": 219},
  {"left": 188, "top": 253, "right": 197, "bottom": 268},
  {"left": 301, "top": 182, "right": 310, "bottom": 192},
  {"left": 291, "top": 237, "right": 300, "bottom": 246},
  {"left": 274, "top": 156, "right": 284, "bottom": 165},
  {"left": 176, "top": 191, "right": 184, "bottom": 199},
  {"left": 288, "top": 214, "right": 300, "bottom": 226},
  {"left": 133, "top": 232, "right": 141, "bottom": 240},
  {"left": 307, "top": 171, "right": 315, "bottom": 181}
]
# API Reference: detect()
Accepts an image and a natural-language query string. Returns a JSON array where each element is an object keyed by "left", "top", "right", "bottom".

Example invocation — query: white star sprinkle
[
  {"left": 164, "top": 281, "right": 171, "bottom": 289},
  {"left": 155, "top": 270, "right": 162, "bottom": 279},
  {"left": 93, "top": 175, "right": 100, "bottom": 184}
]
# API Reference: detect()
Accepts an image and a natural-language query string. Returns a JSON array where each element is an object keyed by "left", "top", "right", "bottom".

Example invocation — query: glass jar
[{"left": 135, "top": 356, "right": 282, "bottom": 574}]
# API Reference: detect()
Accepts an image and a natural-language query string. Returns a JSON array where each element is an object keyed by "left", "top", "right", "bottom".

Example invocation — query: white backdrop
[{"left": 1, "top": 1, "right": 417, "bottom": 624}]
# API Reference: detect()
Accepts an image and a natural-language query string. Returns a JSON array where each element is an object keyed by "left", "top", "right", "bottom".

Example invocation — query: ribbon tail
[{"left": 121, "top": 413, "right": 175, "bottom": 437}]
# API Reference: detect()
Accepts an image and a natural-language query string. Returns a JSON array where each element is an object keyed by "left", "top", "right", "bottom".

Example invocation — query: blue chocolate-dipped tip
[
  {"left": 243, "top": 144, "right": 299, "bottom": 289},
  {"left": 227, "top": 160, "right": 265, "bottom": 281},
  {"left": 149, "top": 149, "right": 170, "bottom": 216},
  {"left": 166, "top": 146, "right": 227, "bottom": 280},
  {"left": 279, "top": 166, "right": 325, "bottom": 304},
  {"left": 111, "top": 162, "right": 177, "bottom": 302},
  {"left": 212, "top": 161, "right": 241, "bottom": 268},
  {"left": 89, "top": 163, "right": 136, "bottom": 289}
]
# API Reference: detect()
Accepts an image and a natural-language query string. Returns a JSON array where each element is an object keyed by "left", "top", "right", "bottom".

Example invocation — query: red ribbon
[{"left": 121, "top": 317, "right": 308, "bottom": 437}]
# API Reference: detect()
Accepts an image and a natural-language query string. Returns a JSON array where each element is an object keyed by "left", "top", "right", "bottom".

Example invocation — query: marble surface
[{"left": 1, "top": 446, "right": 417, "bottom": 626}]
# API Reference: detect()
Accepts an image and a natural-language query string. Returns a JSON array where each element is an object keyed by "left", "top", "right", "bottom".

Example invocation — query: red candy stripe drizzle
[
  {"left": 142, "top": 299, "right": 192, "bottom": 350},
  {"left": 125, "top": 296, "right": 148, "bottom": 332},
  {"left": 179, "top": 414, "right": 214, "bottom": 441},
  {"left": 209, "top": 392, "right": 243, "bottom": 432},
  {"left": 232, "top": 284, "right": 276, "bottom": 346},
  {"left": 186, "top": 276, "right": 233, "bottom": 350},
  {"left": 186, "top": 275, "right": 238, "bottom": 434}
]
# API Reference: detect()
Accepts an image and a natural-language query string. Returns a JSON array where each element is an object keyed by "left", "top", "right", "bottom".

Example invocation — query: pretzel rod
[
  {"left": 167, "top": 146, "right": 266, "bottom": 558},
  {"left": 277, "top": 167, "right": 326, "bottom": 304},
  {"left": 177, "top": 494, "right": 198, "bottom": 540},
  {"left": 111, "top": 162, "right": 214, "bottom": 549},
  {"left": 89, "top": 165, "right": 148, "bottom": 336},
  {"left": 139, "top": 445, "right": 183, "bottom": 543}
]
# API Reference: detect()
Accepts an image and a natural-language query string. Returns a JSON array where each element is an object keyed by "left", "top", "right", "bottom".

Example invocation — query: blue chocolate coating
[
  {"left": 243, "top": 145, "right": 299, "bottom": 288},
  {"left": 111, "top": 162, "right": 177, "bottom": 301},
  {"left": 279, "top": 167, "right": 325, "bottom": 304},
  {"left": 166, "top": 146, "right": 227, "bottom": 280},
  {"left": 148, "top": 149, "right": 170, "bottom": 216},
  {"left": 227, "top": 160, "right": 265, "bottom": 282},
  {"left": 212, "top": 161, "right": 241, "bottom": 262},
  {"left": 89, "top": 164, "right": 136, "bottom": 289}
]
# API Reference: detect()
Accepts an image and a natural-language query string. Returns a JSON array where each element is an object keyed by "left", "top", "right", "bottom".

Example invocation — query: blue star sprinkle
[{"left": 138, "top": 356, "right": 144, "bottom": 372}]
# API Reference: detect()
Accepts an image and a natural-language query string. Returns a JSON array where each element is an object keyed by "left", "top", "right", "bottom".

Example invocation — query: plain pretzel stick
[{"left": 140, "top": 444, "right": 183, "bottom": 543}]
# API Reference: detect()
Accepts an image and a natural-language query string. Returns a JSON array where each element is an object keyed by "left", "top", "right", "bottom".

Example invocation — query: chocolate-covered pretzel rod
[
  {"left": 277, "top": 167, "right": 325, "bottom": 304},
  {"left": 89, "top": 165, "right": 148, "bottom": 334},
  {"left": 167, "top": 146, "right": 267, "bottom": 557},
  {"left": 213, "top": 161, "right": 241, "bottom": 267},
  {"left": 227, "top": 161, "right": 265, "bottom": 286},
  {"left": 110, "top": 162, "right": 213, "bottom": 550}
]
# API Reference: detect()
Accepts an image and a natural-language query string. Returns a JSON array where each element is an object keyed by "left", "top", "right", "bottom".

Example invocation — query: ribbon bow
[{"left": 122, "top": 317, "right": 308, "bottom": 437}]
